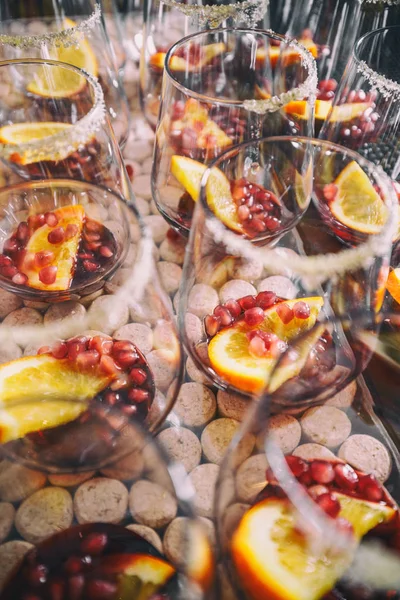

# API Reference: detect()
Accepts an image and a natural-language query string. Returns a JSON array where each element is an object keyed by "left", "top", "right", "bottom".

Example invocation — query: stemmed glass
[
  {"left": 0, "top": 1, "right": 130, "bottom": 148},
  {"left": 178, "top": 136, "right": 397, "bottom": 402},
  {"left": 152, "top": 29, "right": 317, "bottom": 234}
]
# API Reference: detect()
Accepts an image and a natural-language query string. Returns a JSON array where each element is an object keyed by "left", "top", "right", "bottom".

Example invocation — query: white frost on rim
[
  {"left": 357, "top": 59, "right": 400, "bottom": 101},
  {"left": 160, "top": 0, "right": 269, "bottom": 28}
]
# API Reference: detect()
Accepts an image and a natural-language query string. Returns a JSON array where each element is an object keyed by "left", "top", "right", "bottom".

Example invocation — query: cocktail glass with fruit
[
  {"left": 0, "top": 2, "right": 130, "bottom": 147},
  {"left": 152, "top": 29, "right": 317, "bottom": 235},
  {"left": 178, "top": 136, "right": 396, "bottom": 400},
  {"left": 0, "top": 418, "right": 214, "bottom": 600},
  {"left": 0, "top": 178, "right": 183, "bottom": 470},
  {"left": 140, "top": 0, "right": 270, "bottom": 129},
  {"left": 0, "top": 59, "right": 130, "bottom": 196}
]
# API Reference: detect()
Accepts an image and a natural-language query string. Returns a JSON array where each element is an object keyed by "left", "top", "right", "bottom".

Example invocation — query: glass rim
[
  {"left": 159, "top": 0, "right": 269, "bottom": 28},
  {"left": 0, "top": 58, "right": 106, "bottom": 164},
  {"left": 353, "top": 25, "right": 400, "bottom": 97},
  {"left": 0, "top": 3, "right": 101, "bottom": 49},
  {"left": 164, "top": 28, "right": 318, "bottom": 112},
  {"left": 198, "top": 135, "right": 397, "bottom": 284}
]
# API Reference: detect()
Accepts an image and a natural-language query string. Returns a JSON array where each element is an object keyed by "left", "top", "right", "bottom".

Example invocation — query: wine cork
[
  {"left": 301, "top": 406, "right": 352, "bottom": 448},
  {"left": 74, "top": 478, "right": 128, "bottom": 524},
  {"left": 16, "top": 487, "right": 73, "bottom": 544}
]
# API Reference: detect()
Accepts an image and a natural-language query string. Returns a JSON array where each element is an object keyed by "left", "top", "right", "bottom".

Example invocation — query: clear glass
[
  {"left": 0, "top": 417, "right": 214, "bottom": 599},
  {"left": 101, "top": 0, "right": 128, "bottom": 72},
  {"left": 320, "top": 25, "right": 400, "bottom": 185},
  {"left": 0, "top": 178, "right": 183, "bottom": 450},
  {"left": 178, "top": 136, "right": 396, "bottom": 400},
  {"left": 140, "top": 0, "right": 270, "bottom": 129},
  {"left": 0, "top": 1, "right": 130, "bottom": 148},
  {"left": 152, "top": 29, "right": 317, "bottom": 234},
  {"left": 0, "top": 59, "right": 131, "bottom": 199}
]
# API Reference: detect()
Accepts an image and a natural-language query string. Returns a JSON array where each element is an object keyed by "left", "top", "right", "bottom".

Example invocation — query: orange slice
[
  {"left": 259, "top": 39, "right": 318, "bottom": 68},
  {"left": 197, "top": 119, "right": 232, "bottom": 151},
  {"left": 329, "top": 102, "right": 372, "bottom": 123},
  {"left": 231, "top": 495, "right": 395, "bottom": 600},
  {"left": 0, "top": 122, "right": 73, "bottom": 165},
  {"left": 170, "top": 155, "right": 243, "bottom": 233},
  {"left": 208, "top": 297, "right": 324, "bottom": 393},
  {"left": 284, "top": 100, "right": 371, "bottom": 123},
  {"left": 20, "top": 204, "right": 85, "bottom": 291},
  {"left": 330, "top": 161, "right": 388, "bottom": 235},
  {"left": 387, "top": 268, "right": 400, "bottom": 304}
]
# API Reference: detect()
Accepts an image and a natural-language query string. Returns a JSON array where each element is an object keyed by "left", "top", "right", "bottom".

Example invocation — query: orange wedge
[
  {"left": 0, "top": 122, "right": 73, "bottom": 165},
  {"left": 387, "top": 268, "right": 400, "bottom": 304},
  {"left": 170, "top": 155, "right": 243, "bottom": 234},
  {"left": 329, "top": 102, "right": 372, "bottom": 123},
  {"left": 231, "top": 495, "right": 395, "bottom": 600},
  {"left": 197, "top": 119, "right": 232, "bottom": 151},
  {"left": 259, "top": 39, "right": 318, "bottom": 68},
  {"left": 208, "top": 297, "right": 324, "bottom": 393},
  {"left": 188, "top": 523, "right": 215, "bottom": 590},
  {"left": 330, "top": 161, "right": 388, "bottom": 235},
  {"left": 284, "top": 100, "right": 371, "bottom": 123},
  {"left": 20, "top": 204, "right": 85, "bottom": 291}
]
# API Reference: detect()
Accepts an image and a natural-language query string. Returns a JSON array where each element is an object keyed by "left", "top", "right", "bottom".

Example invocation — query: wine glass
[
  {"left": 178, "top": 136, "right": 397, "bottom": 402},
  {"left": 0, "top": 1, "right": 130, "bottom": 148},
  {"left": 140, "top": 0, "right": 270, "bottom": 129},
  {"left": 0, "top": 416, "right": 214, "bottom": 599},
  {"left": 215, "top": 358, "right": 400, "bottom": 600},
  {"left": 101, "top": 0, "right": 128, "bottom": 72},
  {"left": 0, "top": 59, "right": 131, "bottom": 200},
  {"left": 152, "top": 29, "right": 318, "bottom": 234},
  {"left": 320, "top": 25, "right": 400, "bottom": 186}
]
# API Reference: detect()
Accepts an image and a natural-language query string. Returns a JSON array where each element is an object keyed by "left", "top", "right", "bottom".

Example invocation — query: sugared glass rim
[
  {"left": 0, "top": 3, "right": 101, "bottom": 49},
  {"left": 199, "top": 136, "right": 397, "bottom": 286},
  {"left": 361, "top": 0, "right": 400, "bottom": 6},
  {"left": 164, "top": 28, "right": 318, "bottom": 114},
  {"left": 354, "top": 25, "right": 400, "bottom": 99},
  {"left": 0, "top": 58, "right": 106, "bottom": 164},
  {"left": 160, "top": 0, "right": 269, "bottom": 28}
]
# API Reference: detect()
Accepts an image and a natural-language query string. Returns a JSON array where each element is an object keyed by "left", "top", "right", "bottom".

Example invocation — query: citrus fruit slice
[
  {"left": 387, "top": 268, "right": 400, "bottom": 304},
  {"left": 208, "top": 297, "right": 324, "bottom": 393},
  {"left": 231, "top": 492, "right": 394, "bottom": 600},
  {"left": 330, "top": 161, "right": 389, "bottom": 235},
  {"left": 0, "top": 400, "right": 86, "bottom": 444},
  {"left": 0, "top": 354, "right": 112, "bottom": 407},
  {"left": 197, "top": 119, "right": 232, "bottom": 151},
  {"left": 170, "top": 155, "right": 244, "bottom": 233},
  {"left": 27, "top": 18, "right": 98, "bottom": 98},
  {"left": 329, "top": 102, "right": 372, "bottom": 123},
  {"left": 0, "top": 122, "right": 73, "bottom": 165},
  {"left": 262, "top": 39, "right": 318, "bottom": 68},
  {"left": 20, "top": 204, "right": 85, "bottom": 291}
]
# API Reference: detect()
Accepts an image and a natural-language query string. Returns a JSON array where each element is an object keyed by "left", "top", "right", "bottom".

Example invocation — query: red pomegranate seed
[
  {"left": 99, "top": 354, "right": 121, "bottom": 376},
  {"left": 85, "top": 219, "right": 102, "bottom": 233},
  {"left": 238, "top": 295, "right": 257, "bottom": 310},
  {"left": 130, "top": 368, "right": 147, "bottom": 385},
  {"left": 316, "top": 492, "right": 341, "bottom": 518},
  {"left": 76, "top": 350, "right": 100, "bottom": 369},
  {"left": 27, "top": 563, "right": 48, "bottom": 586},
  {"left": 39, "top": 265, "right": 57, "bottom": 285},
  {"left": 244, "top": 306, "right": 264, "bottom": 326},
  {"left": 299, "top": 469, "right": 314, "bottom": 486},
  {"left": 105, "top": 392, "right": 118, "bottom": 405},
  {"left": 122, "top": 404, "right": 138, "bottom": 417},
  {"left": 238, "top": 205, "right": 250, "bottom": 221},
  {"left": 48, "top": 227, "right": 65, "bottom": 244},
  {"left": 16, "top": 221, "right": 29, "bottom": 243},
  {"left": 357, "top": 474, "right": 383, "bottom": 502},
  {"left": 88, "top": 336, "right": 113, "bottom": 355},
  {"left": 84, "top": 231, "right": 101, "bottom": 242},
  {"left": 318, "top": 78, "right": 338, "bottom": 92},
  {"left": 213, "top": 305, "right": 233, "bottom": 326},
  {"left": 86, "top": 579, "right": 117, "bottom": 600},
  {"left": 293, "top": 301, "right": 310, "bottom": 319},
  {"left": 286, "top": 455, "right": 309, "bottom": 478},
  {"left": 80, "top": 532, "right": 108, "bottom": 555},
  {"left": 128, "top": 388, "right": 150, "bottom": 403},
  {"left": 276, "top": 303, "right": 294, "bottom": 324},
  {"left": 223, "top": 299, "right": 241, "bottom": 319},
  {"left": 49, "top": 580, "right": 64, "bottom": 600},
  {"left": 99, "top": 245, "right": 113, "bottom": 258},
  {"left": 64, "top": 556, "right": 83, "bottom": 575},
  {"left": 68, "top": 574, "right": 85, "bottom": 599},
  {"left": 205, "top": 314, "right": 221, "bottom": 337},
  {"left": 34, "top": 250, "right": 54, "bottom": 268},
  {"left": 37, "top": 346, "right": 51, "bottom": 355},
  {"left": 3, "top": 238, "right": 18, "bottom": 253},
  {"left": 0, "top": 255, "right": 12, "bottom": 267},
  {"left": 334, "top": 463, "right": 359, "bottom": 491},
  {"left": 45, "top": 212, "right": 59, "bottom": 227},
  {"left": 125, "top": 163, "right": 134, "bottom": 180},
  {"left": 67, "top": 340, "right": 88, "bottom": 361},
  {"left": 83, "top": 260, "right": 99, "bottom": 272},
  {"left": 256, "top": 291, "right": 277, "bottom": 309},
  {"left": 310, "top": 460, "right": 335, "bottom": 484},
  {"left": 12, "top": 272, "right": 28, "bottom": 285},
  {"left": 51, "top": 342, "right": 68, "bottom": 359},
  {"left": 308, "top": 484, "right": 329, "bottom": 499},
  {"left": 65, "top": 223, "right": 78, "bottom": 240},
  {"left": 114, "top": 350, "right": 139, "bottom": 369},
  {"left": 249, "top": 335, "right": 267, "bottom": 357},
  {"left": 323, "top": 183, "right": 338, "bottom": 202},
  {"left": 113, "top": 341, "right": 135, "bottom": 354},
  {"left": 248, "top": 217, "right": 267, "bottom": 232},
  {"left": 28, "top": 213, "right": 46, "bottom": 230}
]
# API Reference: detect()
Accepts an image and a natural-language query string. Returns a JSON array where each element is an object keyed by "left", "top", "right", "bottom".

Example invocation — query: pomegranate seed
[
  {"left": 334, "top": 463, "right": 359, "bottom": 491},
  {"left": 223, "top": 299, "right": 241, "bottom": 318},
  {"left": 3, "top": 238, "right": 18, "bottom": 253},
  {"left": 80, "top": 532, "right": 108, "bottom": 555},
  {"left": 318, "top": 78, "right": 337, "bottom": 92},
  {"left": 130, "top": 368, "right": 147, "bottom": 385},
  {"left": 49, "top": 580, "right": 64, "bottom": 600},
  {"left": 39, "top": 265, "right": 57, "bottom": 285},
  {"left": 205, "top": 314, "right": 221, "bottom": 337},
  {"left": 238, "top": 205, "right": 250, "bottom": 221},
  {"left": 357, "top": 474, "right": 383, "bottom": 502},
  {"left": 37, "top": 346, "right": 51, "bottom": 355},
  {"left": 213, "top": 305, "right": 233, "bottom": 326},
  {"left": 68, "top": 574, "right": 84, "bottom": 600},
  {"left": 316, "top": 492, "right": 341, "bottom": 518},
  {"left": 323, "top": 183, "right": 338, "bottom": 202},
  {"left": 89, "top": 336, "right": 113, "bottom": 355},
  {"left": 105, "top": 392, "right": 118, "bottom": 405},
  {"left": 286, "top": 455, "right": 309, "bottom": 478},
  {"left": 244, "top": 306, "right": 264, "bottom": 326},
  {"left": 83, "top": 260, "right": 99, "bottom": 272},
  {"left": 125, "top": 163, "right": 134, "bottom": 180},
  {"left": 48, "top": 227, "right": 65, "bottom": 244},
  {"left": 84, "top": 231, "right": 101, "bottom": 242},
  {"left": 113, "top": 341, "right": 135, "bottom": 354},
  {"left": 276, "top": 303, "right": 294, "bottom": 324},
  {"left": 293, "top": 301, "right": 310, "bottom": 319},
  {"left": 45, "top": 212, "right": 59, "bottom": 227},
  {"left": 248, "top": 216, "right": 267, "bottom": 232},
  {"left": 51, "top": 342, "right": 68, "bottom": 359},
  {"left": 99, "top": 354, "right": 121, "bottom": 376},
  {"left": 65, "top": 223, "right": 78, "bottom": 240},
  {"left": 308, "top": 484, "right": 329, "bottom": 499},
  {"left": 248, "top": 335, "right": 267, "bottom": 357},
  {"left": 26, "top": 564, "right": 48, "bottom": 586},
  {"left": 128, "top": 388, "right": 150, "bottom": 403},
  {"left": 99, "top": 245, "right": 113, "bottom": 258},
  {"left": 34, "top": 250, "right": 54, "bottom": 268},
  {"left": 256, "top": 291, "right": 277, "bottom": 309},
  {"left": 16, "top": 221, "right": 29, "bottom": 242},
  {"left": 238, "top": 295, "right": 257, "bottom": 310},
  {"left": 299, "top": 469, "right": 313, "bottom": 486},
  {"left": 64, "top": 556, "right": 83, "bottom": 575},
  {"left": 85, "top": 219, "right": 102, "bottom": 233},
  {"left": 110, "top": 375, "right": 130, "bottom": 390},
  {"left": 76, "top": 350, "right": 100, "bottom": 369},
  {"left": 12, "top": 272, "right": 28, "bottom": 285},
  {"left": 28, "top": 213, "right": 46, "bottom": 230},
  {"left": 114, "top": 350, "right": 139, "bottom": 369},
  {"left": 86, "top": 579, "right": 117, "bottom": 600},
  {"left": 1, "top": 264, "right": 18, "bottom": 279},
  {"left": 310, "top": 460, "right": 335, "bottom": 484},
  {"left": 67, "top": 340, "right": 88, "bottom": 361},
  {"left": 122, "top": 404, "right": 138, "bottom": 417},
  {"left": 0, "top": 255, "right": 12, "bottom": 267}
]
